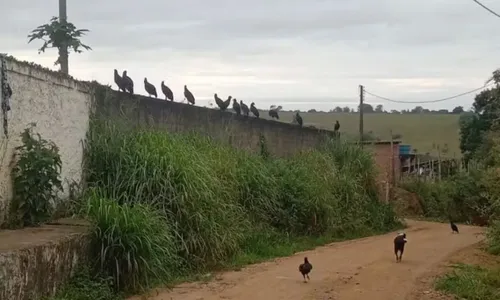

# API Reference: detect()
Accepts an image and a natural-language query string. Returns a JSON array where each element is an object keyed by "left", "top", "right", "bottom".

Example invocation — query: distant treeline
[{"left": 303, "top": 104, "right": 466, "bottom": 114}]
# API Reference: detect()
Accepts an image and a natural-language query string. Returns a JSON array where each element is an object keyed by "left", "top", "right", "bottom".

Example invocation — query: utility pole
[
  {"left": 59, "top": 0, "right": 69, "bottom": 74},
  {"left": 359, "top": 85, "right": 364, "bottom": 144}
]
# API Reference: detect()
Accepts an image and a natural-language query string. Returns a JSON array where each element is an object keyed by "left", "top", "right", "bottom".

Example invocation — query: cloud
[{"left": 1, "top": 0, "right": 499, "bottom": 111}]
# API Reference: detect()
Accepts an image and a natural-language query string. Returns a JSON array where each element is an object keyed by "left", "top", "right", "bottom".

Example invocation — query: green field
[{"left": 260, "top": 111, "right": 461, "bottom": 157}]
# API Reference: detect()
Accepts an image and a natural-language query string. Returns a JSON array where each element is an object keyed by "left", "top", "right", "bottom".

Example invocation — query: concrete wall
[
  {"left": 96, "top": 89, "right": 398, "bottom": 192},
  {"left": 0, "top": 57, "right": 92, "bottom": 226},
  {"left": 96, "top": 88, "right": 336, "bottom": 157},
  {"left": 0, "top": 221, "right": 90, "bottom": 300}
]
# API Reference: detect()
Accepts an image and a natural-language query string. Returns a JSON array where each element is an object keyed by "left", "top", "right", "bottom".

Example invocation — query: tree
[
  {"left": 375, "top": 104, "right": 384, "bottom": 113},
  {"left": 452, "top": 106, "right": 464, "bottom": 114},
  {"left": 390, "top": 110, "right": 400, "bottom": 114},
  {"left": 332, "top": 106, "right": 343, "bottom": 113},
  {"left": 27, "top": 16, "right": 91, "bottom": 74},
  {"left": 411, "top": 106, "right": 424, "bottom": 113},
  {"left": 459, "top": 69, "right": 500, "bottom": 161},
  {"left": 342, "top": 106, "right": 351, "bottom": 113},
  {"left": 308, "top": 109, "right": 317, "bottom": 113},
  {"left": 358, "top": 103, "right": 374, "bottom": 113}
]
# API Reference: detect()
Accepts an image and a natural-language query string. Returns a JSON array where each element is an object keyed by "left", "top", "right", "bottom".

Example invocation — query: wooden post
[
  {"left": 390, "top": 130, "right": 395, "bottom": 185},
  {"left": 59, "top": 0, "right": 69, "bottom": 74},
  {"left": 437, "top": 146, "right": 442, "bottom": 181},
  {"left": 416, "top": 155, "right": 420, "bottom": 180},
  {"left": 359, "top": 85, "right": 364, "bottom": 145},
  {"left": 407, "top": 157, "right": 411, "bottom": 177},
  {"left": 431, "top": 159, "right": 434, "bottom": 180}
]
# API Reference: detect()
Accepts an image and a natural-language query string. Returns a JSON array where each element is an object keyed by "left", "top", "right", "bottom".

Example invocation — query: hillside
[{"left": 259, "top": 111, "right": 461, "bottom": 156}]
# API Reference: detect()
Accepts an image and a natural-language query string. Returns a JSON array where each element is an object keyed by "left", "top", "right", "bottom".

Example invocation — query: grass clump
[
  {"left": 487, "top": 221, "right": 500, "bottom": 255},
  {"left": 435, "top": 264, "right": 500, "bottom": 300},
  {"left": 83, "top": 190, "right": 180, "bottom": 292},
  {"left": 82, "top": 120, "right": 402, "bottom": 294}
]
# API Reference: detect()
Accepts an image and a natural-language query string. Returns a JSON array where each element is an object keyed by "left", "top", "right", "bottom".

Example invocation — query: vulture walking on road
[
  {"left": 450, "top": 221, "right": 459, "bottom": 234},
  {"left": 299, "top": 257, "right": 312, "bottom": 283}
]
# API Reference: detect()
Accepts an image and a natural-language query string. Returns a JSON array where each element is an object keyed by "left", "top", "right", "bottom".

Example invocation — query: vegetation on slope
[
  {"left": 399, "top": 68, "right": 500, "bottom": 299},
  {"left": 73, "top": 119, "right": 401, "bottom": 295}
]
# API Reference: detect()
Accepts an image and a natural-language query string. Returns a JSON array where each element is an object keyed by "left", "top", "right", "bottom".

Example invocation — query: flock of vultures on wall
[{"left": 114, "top": 69, "right": 341, "bottom": 132}]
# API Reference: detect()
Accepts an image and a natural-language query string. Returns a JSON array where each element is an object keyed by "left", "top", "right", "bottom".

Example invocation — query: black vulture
[{"left": 298, "top": 257, "right": 312, "bottom": 283}]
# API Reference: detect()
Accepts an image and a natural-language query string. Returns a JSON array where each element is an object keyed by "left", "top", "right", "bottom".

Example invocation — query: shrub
[
  {"left": 83, "top": 120, "right": 402, "bottom": 289},
  {"left": 400, "top": 169, "right": 500, "bottom": 224},
  {"left": 83, "top": 190, "right": 180, "bottom": 292},
  {"left": 9, "top": 124, "right": 62, "bottom": 227},
  {"left": 46, "top": 267, "right": 120, "bottom": 300},
  {"left": 85, "top": 124, "right": 250, "bottom": 268}
]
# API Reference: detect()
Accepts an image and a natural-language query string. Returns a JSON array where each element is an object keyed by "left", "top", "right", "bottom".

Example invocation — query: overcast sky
[{"left": 2, "top": 0, "right": 499, "bottom": 111}]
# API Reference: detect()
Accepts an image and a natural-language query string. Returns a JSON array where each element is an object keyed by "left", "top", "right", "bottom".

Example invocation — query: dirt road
[{"left": 132, "top": 220, "right": 485, "bottom": 300}]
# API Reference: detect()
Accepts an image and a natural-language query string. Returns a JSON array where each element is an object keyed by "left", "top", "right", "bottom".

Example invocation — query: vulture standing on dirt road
[
  {"left": 184, "top": 85, "right": 195, "bottom": 105},
  {"left": 250, "top": 102, "right": 259, "bottom": 118},
  {"left": 144, "top": 78, "right": 157, "bottom": 98},
  {"left": 299, "top": 257, "right": 312, "bottom": 283},
  {"left": 450, "top": 221, "right": 459, "bottom": 234},
  {"left": 161, "top": 81, "right": 174, "bottom": 101},
  {"left": 296, "top": 112, "right": 303, "bottom": 127},
  {"left": 233, "top": 98, "right": 241, "bottom": 115},
  {"left": 240, "top": 100, "right": 250, "bottom": 116},
  {"left": 394, "top": 232, "right": 408, "bottom": 262},
  {"left": 114, "top": 69, "right": 126, "bottom": 92},
  {"left": 122, "top": 70, "right": 134, "bottom": 94}
]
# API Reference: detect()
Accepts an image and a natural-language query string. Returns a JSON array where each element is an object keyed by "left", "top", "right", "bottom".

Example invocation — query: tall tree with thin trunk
[{"left": 27, "top": 1, "right": 91, "bottom": 74}]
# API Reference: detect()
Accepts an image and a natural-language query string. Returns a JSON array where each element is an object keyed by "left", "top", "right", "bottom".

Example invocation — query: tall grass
[
  {"left": 435, "top": 264, "right": 500, "bottom": 300},
  {"left": 83, "top": 190, "right": 180, "bottom": 292},
  {"left": 82, "top": 120, "right": 401, "bottom": 293}
]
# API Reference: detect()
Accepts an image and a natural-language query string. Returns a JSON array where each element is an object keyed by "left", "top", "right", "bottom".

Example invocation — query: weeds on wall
[
  {"left": 259, "top": 133, "right": 270, "bottom": 160},
  {"left": 9, "top": 124, "right": 62, "bottom": 227}
]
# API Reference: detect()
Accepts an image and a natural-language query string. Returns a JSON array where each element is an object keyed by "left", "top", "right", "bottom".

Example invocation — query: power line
[
  {"left": 363, "top": 82, "right": 494, "bottom": 104},
  {"left": 472, "top": 0, "right": 500, "bottom": 19}
]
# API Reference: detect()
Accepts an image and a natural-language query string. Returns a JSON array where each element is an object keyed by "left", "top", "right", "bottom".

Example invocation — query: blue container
[{"left": 399, "top": 144, "right": 411, "bottom": 155}]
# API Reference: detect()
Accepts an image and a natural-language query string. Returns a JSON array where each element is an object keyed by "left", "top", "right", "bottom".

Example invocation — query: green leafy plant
[
  {"left": 46, "top": 267, "right": 120, "bottom": 300},
  {"left": 27, "top": 16, "right": 91, "bottom": 73},
  {"left": 10, "top": 124, "right": 63, "bottom": 227}
]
